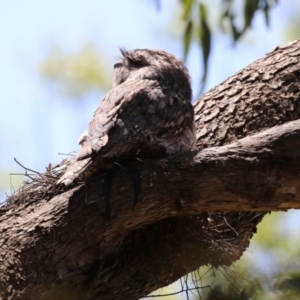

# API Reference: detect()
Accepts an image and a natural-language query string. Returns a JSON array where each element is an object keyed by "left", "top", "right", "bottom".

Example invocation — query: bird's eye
[{"left": 114, "top": 62, "right": 123, "bottom": 69}]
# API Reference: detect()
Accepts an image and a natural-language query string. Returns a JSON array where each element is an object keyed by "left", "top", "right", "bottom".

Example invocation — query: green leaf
[
  {"left": 198, "top": 3, "right": 211, "bottom": 94},
  {"left": 231, "top": 21, "right": 242, "bottom": 41},
  {"left": 243, "top": 0, "right": 260, "bottom": 29},
  {"left": 181, "top": 0, "right": 194, "bottom": 20},
  {"left": 275, "top": 271, "right": 300, "bottom": 294},
  {"left": 39, "top": 42, "right": 111, "bottom": 99},
  {"left": 183, "top": 20, "right": 193, "bottom": 62},
  {"left": 263, "top": 1, "right": 270, "bottom": 27},
  {"left": 219, "top": 8, "right": 230, "bottom": 33}
]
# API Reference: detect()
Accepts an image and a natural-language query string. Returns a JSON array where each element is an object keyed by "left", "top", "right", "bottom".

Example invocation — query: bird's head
[{"left": 113, "top": 48, "right": 191, "bottom": 98}]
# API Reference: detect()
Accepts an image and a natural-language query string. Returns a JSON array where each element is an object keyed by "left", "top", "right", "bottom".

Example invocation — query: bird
[{"left": 57, "top": 48, "right": 196, "bottom": 187}]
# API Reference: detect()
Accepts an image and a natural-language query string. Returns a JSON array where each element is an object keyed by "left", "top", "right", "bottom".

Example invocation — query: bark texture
[{"left": 1, "top": 39, "right": 300, "bottom": 300}]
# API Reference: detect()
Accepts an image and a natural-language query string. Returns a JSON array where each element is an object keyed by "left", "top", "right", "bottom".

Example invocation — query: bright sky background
[{"left": 1, "top": 1, "right": 300, "bottom": 298}]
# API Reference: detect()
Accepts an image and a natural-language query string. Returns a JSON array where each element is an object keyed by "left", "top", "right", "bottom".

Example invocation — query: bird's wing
[
  {"left": 57, "top": 78, "right": 153, "bottom": 185},
  {"left": 58, "top": 77, "right": 194, "bottom": 185},
  {"left": 88, "top": 78, "right": 194, "bottom": 158}
]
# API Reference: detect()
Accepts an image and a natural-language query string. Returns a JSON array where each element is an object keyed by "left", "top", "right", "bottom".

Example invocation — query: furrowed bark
[{"left": 1, "top": 39, "right": 300, "bottom": 300}]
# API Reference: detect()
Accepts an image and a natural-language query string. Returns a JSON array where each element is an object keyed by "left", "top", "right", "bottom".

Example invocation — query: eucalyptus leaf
[{"left": 183, "top": 20, "right": 193, "bottom": 61}]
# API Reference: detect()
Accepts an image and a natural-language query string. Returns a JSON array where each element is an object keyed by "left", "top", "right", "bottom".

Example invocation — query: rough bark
[{"left": 1, "top": 39, "right": 300, "bottom": 300}]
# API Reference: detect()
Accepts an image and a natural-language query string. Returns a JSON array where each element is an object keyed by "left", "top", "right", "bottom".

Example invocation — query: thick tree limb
[{"left": 1, "top": 39, "right": 300, "bottom": 300}]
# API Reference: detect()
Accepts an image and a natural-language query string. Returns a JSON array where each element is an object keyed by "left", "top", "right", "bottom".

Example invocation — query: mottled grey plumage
[{"left": 58, "top": 48, "right": 196, "bottom": 186}]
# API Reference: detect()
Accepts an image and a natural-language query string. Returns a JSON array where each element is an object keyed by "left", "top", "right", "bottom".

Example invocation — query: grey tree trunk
[{"left": 1, "top": 39, "right": 300, "bottom": 300}]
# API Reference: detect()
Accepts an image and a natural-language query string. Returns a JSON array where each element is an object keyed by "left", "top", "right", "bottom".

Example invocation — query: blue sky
[{"left": 1, "top": 1, "right": 300, "bottom": 297}]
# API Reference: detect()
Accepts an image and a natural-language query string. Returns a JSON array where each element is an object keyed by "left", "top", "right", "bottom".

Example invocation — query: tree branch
[{"left": 1, "top": 39, "right": 300, "bottom": 300}]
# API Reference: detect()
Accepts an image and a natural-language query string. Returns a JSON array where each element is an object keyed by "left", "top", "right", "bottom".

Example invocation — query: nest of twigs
[{"left": 4, "top": 158, "right": 71, "bottom": 209}]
